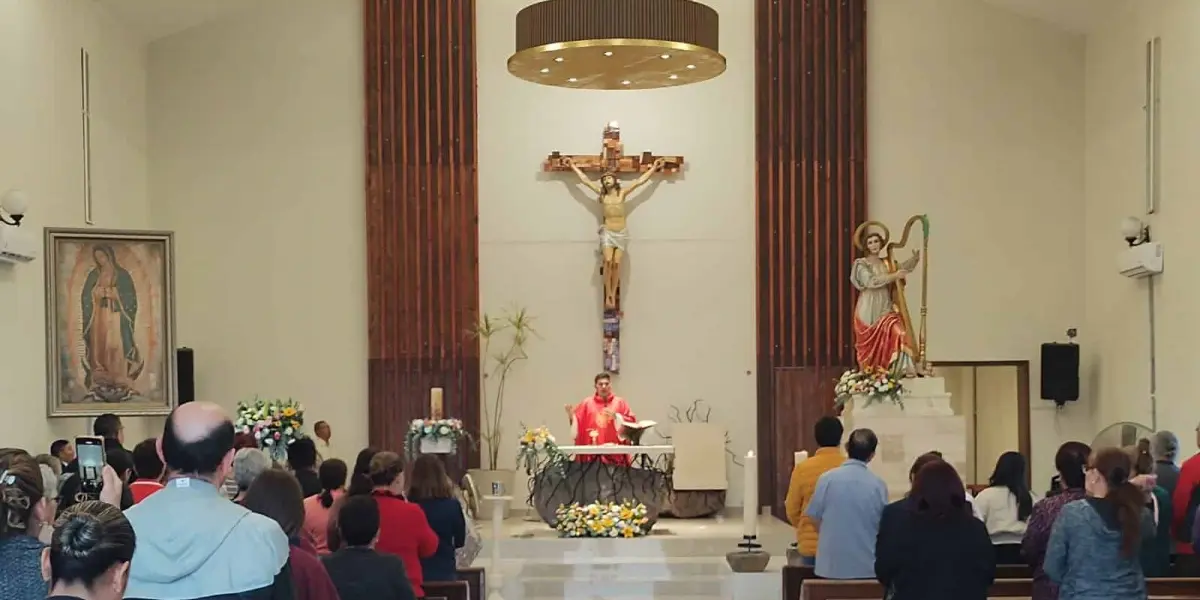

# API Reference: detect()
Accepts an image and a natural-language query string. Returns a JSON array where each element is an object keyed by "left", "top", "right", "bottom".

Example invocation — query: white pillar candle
[
  {"left": 430, "top": 388, "right": 444, "bottom": 419},
  {"left": 794, "top": 450, "right": 809, "bottom": 466},
  {"left": 743, "top": 450, "right": 758, "bottom": 538}
]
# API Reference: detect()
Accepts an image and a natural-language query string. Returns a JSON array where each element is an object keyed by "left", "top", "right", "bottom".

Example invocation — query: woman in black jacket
[{"left": 876, "top": 459, "right": 995, "bottom": 600}]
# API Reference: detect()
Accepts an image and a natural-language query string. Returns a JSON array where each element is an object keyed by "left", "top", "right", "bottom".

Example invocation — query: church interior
[{"left": 2, "top": 0, "right": 1199, "bottom": 598}]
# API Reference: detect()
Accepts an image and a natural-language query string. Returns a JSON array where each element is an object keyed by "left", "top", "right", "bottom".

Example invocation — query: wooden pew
[
  {"left": 425, "top": 567, "right": 486, "bottom": 600},
  {"left": 783, "top": 564, "right": 1032, "bottom": 600},
  {"left": 423, "top": 580, "right": 469, "bottom": 600},
  {"left": 458, "top": 567, "right": 486, "bottom": 600},
  {"left": 798, "top": 577, "right": 1200, "bottom": 600}
]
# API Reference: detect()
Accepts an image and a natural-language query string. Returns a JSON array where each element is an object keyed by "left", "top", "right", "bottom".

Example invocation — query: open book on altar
[{"left": 615, "top": 414, "right": 657, "bottom": 431}]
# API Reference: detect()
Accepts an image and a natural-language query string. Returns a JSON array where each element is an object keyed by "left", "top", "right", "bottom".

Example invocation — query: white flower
[
  {"left": 264, "top": 438, "right": 274, "bottom": 446},
  {"left": 285, "top": 427, "right": 294, "bottom": 435},
  {"left": 438, "top": 425, "right": 451, "bottom": 435}
]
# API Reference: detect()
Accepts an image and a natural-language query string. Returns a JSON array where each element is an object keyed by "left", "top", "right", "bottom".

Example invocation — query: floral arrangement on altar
[
  {"left": 235, "top": 398, "right": 305, "bottom": 460},
  {"left": 404, "top": 418, "right": 469, "bottom": 460},
  {"left": 516, "top": 425, "right": 565, "bottom": 475},
  {"left": 834, "top": 367, "right": 906, "bottom": 408},
  {"left": 555, "top": 500, "right": 651, "bottom": 538}
]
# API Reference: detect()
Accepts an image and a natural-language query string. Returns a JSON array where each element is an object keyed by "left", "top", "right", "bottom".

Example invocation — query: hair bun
[{"left": 57, "top": 513, "right": 104, "bottom": 557}]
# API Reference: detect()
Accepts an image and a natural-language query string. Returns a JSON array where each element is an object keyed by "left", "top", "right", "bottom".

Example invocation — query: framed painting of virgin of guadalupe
[{"left": 44, "top": 229, "right": 177, "bottom": 417}]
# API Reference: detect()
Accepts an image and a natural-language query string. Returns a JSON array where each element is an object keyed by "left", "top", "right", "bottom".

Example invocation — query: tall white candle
[
  {"left": 795, "top": 450, "right": 809, "bottom": 466},
  {"left": 430, "top": 388, "right": 444, "bottom": 419},
  {"left": 743, "top": 450, "right": 758, "bottom": 538}
]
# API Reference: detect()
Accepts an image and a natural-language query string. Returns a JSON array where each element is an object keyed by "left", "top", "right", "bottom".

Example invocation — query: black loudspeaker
[
  {"left": 176, "top": 348, "right": 195, "bottom": 404},
  {"left": 1040, "top": 343, "right": 1079, "bottom": 403}
]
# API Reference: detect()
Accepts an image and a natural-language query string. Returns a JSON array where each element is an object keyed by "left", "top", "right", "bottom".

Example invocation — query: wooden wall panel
[
  {"left": 755, "top": 0, "right": 867, "bottom": 514},
  {"left": 364, "top": 0, "right": 480, "bottom": 465}
]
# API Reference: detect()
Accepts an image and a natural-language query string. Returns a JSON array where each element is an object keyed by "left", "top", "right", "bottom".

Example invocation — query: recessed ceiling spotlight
[
  {"left": 686, "top": 64, "right": 696, "bottom": 69},
  {"left": 554, "top": 57, "right": 564, "bottom": 62},
  {"left": 568, "top": 78, "right": 578, "bottom": 82},
  {"left": 540, "top": 68, "right": 550, "bottom": 73},
  {"left": 604, "top": 51, "right": 613, "bottom": 57},
  {"left": 621, "top": 80, "right": 631, "bottom": 85},
  {"left": 669, "top": 74, "right": 678, "bottom": 80},
  {"left": 661, "top": 54, "right": 671, "bottom": 59}
]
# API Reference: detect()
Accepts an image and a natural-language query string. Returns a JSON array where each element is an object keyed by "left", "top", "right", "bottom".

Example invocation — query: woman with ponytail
[
  {"left": 1127, "top": 445, "right": 1173, "bottom": 576},
  {"left": 1043, "top": 447, "right": 1155, "bottom": 600},
  {"left": 302, "top": 458, "right": 347, "bottom": 554},
  {"left": 43, "top": 501, "right": 135, "bottom": 600}
]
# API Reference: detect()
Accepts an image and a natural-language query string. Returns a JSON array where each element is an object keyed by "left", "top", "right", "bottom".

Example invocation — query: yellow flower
[{"left": 282, "top": 407, "right": 296, "bottom": 417}]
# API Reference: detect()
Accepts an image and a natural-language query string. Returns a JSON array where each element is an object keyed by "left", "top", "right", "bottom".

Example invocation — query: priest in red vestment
[{"left": 563, "top": 372, "right": 636, "bottom": 466}]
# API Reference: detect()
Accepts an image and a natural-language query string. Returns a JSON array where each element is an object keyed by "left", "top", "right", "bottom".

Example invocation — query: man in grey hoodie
[{"left": 124, "top": 402, "right": 294, "bottom": 600}]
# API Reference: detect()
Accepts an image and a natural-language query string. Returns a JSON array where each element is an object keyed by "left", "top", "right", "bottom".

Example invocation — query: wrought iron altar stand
[{"left": 524, "top": 445, "right": 674, "bottom": 529}]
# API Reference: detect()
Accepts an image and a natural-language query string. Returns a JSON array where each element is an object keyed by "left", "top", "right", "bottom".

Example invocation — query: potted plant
[
  {"left": 467, "top": 306, "right": 537, "bottom": 518},
  {"left": 404, "top": 418, "right": 469, "bottom": 461},
  {"left": 235, "top": 398, "right": 305, "bottom": 462},
  {"left": 833, "top": 367, "right": 906, "bottom": 413}
]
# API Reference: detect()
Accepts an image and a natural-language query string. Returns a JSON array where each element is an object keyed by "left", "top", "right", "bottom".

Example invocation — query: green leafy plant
[{"left": 470, "top": 306, "right": 538, "bottom": 470}]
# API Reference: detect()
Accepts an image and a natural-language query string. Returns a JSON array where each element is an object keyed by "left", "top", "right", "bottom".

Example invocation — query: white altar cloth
[{"left": 554, "top": 444, "right": 674, "bottom": 455}]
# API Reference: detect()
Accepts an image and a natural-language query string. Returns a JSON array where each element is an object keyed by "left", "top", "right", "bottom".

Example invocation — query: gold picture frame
[{"left": 44, "top": 228, "right": 177, "bottom": 417}]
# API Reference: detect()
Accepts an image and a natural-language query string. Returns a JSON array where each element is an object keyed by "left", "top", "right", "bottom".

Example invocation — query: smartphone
[{"left": 75, "top": 436, "right": 107, "bottom": 495}]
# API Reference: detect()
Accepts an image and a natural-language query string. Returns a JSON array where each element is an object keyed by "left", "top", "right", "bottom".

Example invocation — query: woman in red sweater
[
  {"left": 368, "top": 452, "right": 439, "bottom": 597},
  {"left": 243, "top": 468, "right": 342, "bottom": 600}
]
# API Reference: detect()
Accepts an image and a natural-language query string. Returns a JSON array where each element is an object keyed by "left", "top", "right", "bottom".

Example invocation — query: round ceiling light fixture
[{"left": 507, "top": 0, "right": 726, "bottom": 91}]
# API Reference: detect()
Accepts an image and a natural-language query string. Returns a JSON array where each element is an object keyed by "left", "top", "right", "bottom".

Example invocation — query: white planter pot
[
  {"left": 420, "top": 437, "right": 455, "bottom": 455},
  {"left": 851, "top": 395, "right": 904, "bottom": 418}
]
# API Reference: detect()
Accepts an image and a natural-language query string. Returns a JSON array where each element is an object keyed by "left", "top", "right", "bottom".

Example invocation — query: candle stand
[{"left": 725, "top": 534, "right": 771, "bottom": 573}]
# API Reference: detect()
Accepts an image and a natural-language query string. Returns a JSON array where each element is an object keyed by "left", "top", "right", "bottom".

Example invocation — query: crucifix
[{"left": 545, "top": 122, "right": 683, "bottom": 373}]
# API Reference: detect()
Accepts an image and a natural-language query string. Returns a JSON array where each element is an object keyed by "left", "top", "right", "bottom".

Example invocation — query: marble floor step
[{"left": 514, "top": 560, "right": 729, "bottom": 579}]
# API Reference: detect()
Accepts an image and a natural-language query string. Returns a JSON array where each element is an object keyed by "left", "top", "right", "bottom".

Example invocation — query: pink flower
[{"left": 274, "top": 432, "right": 281, "bottom": 440}]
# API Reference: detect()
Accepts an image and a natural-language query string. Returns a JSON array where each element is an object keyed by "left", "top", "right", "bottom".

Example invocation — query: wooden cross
[
  {"left": 544, "top": 122, "right": 684, "bottom": 175},
  {"left": 544, "top": 123, "right": 684, "bottom": 374}
]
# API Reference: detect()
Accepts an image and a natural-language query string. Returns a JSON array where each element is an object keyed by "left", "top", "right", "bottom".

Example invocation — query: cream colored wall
[
  {"left": 145, "top": 0, "right": 368, "bottom": 460},
  {"left": 1083, "top": 1, "right": 1197, "bottom": 439},
  {"left": 0, "top": 0, "right": 163, "bottom": 448},
  {"left": 868, "top": 0, "right": 1095, "bottom": 488},
  {"left": 476, "top": 1, "right": 756, "bottom": 504}
]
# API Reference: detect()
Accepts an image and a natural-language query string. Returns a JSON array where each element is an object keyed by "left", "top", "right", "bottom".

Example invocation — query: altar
[{"left": 524, "top": 444, "right": 674, "bottom": 529}]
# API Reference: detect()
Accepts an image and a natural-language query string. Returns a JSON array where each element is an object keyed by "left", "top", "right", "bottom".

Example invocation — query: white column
[{"left": 484, "top": 495, "right": 511, "bottom": 600}]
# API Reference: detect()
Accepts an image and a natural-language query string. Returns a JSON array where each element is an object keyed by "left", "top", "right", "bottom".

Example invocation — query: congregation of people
[
  {"left": 785, "top": 416, "right": 1200, "bottom": 600},
  {"left": 0, "top": 404, "right": 481, "bottom": 600}
]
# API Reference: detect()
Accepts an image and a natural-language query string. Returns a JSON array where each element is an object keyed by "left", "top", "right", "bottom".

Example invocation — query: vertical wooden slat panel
[
  {"left": 365, "top": 0, "right": 480, "bottom": 467},
  {"left": 756, "top": 0, "right": 867, "bottom": 516}
]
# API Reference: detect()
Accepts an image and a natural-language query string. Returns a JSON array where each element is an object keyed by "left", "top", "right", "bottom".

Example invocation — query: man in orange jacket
[{"left": 784, "top": 416, "right": 845, "bottom": 565}]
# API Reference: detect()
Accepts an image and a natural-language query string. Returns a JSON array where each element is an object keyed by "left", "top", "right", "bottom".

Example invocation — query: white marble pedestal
[{"left": 844, "top": 377, "right": 967, "bottom": 499}]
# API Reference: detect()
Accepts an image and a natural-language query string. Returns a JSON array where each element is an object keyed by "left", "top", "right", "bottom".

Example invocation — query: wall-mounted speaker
[
  {"left": 177, "top": 347, "right": 195, "bottom": 405},
  {"left": 1040, "top": 343, "right": 1079, "bottom": 403}
]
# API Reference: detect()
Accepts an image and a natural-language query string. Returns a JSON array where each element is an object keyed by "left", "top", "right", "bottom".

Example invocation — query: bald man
[{"left": 123, "top": 402, "right": 295, "bottom": 600}]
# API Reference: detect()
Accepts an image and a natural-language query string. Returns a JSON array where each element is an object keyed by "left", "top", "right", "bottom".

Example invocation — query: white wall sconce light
[
  {"left": 1120, "top": 215, "right": 1151, "bottom": 247},
  {"left": 0, "top": 189, "right": 29, "bottom": 226}
]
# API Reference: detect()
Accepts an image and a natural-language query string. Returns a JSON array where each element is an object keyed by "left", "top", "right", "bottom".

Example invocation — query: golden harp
[{"left": 853, "top": 215, "right": 930, "bottom": 371}]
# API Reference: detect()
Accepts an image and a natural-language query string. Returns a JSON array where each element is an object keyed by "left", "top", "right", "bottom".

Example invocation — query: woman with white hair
[
  {"left": 230, "top": 448, "right": 272, "bottom": 503},
  {"left": 1150, "top": 430, "right": 1180, "bottom": 498}
]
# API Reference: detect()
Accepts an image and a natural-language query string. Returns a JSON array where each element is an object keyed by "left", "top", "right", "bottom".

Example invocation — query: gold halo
[
  {"left": 507, "top": 39, "right": 726, "bottom": 90},
  {"left": 853, "top": 221, "right": 891, "bottom": 251}
]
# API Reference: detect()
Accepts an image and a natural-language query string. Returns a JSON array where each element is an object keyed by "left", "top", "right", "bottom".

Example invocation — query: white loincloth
[{"left": 599, "top": 227, "right": 628, "bottom": 252}]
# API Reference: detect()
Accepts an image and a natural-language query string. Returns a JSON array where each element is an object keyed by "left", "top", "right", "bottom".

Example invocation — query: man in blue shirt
[{"left": 804, "top": 428, "right": 888, "bottom": 579}]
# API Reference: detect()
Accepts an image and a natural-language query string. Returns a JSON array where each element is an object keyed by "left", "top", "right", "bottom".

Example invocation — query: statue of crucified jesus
[{"left": 563, "top": 156, "right": 668, "bottom": 310}]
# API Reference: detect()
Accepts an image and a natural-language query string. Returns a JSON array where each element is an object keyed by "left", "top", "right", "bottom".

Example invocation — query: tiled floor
[{"left": 474, "top": 512, "right": 793, "bottom": 600}]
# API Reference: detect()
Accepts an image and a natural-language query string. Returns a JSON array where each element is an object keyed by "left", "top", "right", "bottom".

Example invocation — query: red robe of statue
[{"left": 572, "top": 394, "right": 635, "bottom": 466}]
